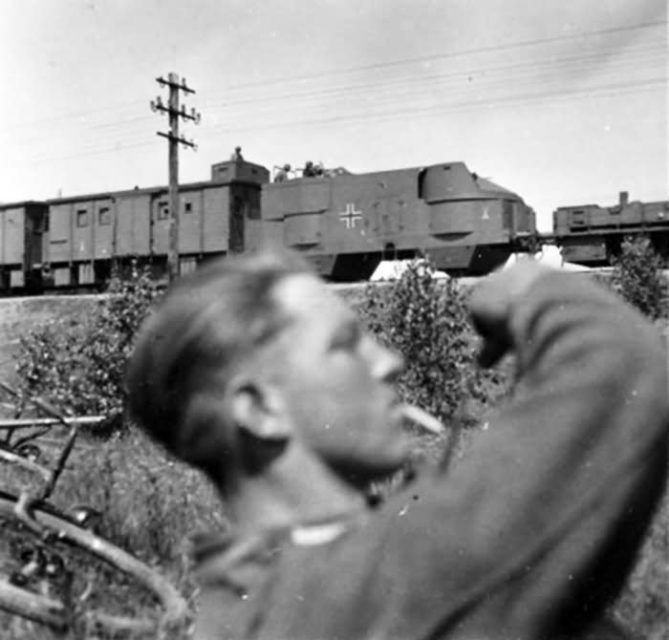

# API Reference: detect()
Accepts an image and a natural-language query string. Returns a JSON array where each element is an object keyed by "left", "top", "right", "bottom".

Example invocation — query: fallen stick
[{"left": 0, "top": 416, "right": 107, "bottom": 430}]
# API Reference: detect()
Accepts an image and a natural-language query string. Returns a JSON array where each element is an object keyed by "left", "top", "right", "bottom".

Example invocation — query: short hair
[{"left": 125, "top": 250, "right": 312, "bottom": 484}]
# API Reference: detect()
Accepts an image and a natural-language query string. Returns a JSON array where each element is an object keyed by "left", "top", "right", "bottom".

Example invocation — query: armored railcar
[{"left": 257, "top": 161, "right": 536, "bottom": 280}]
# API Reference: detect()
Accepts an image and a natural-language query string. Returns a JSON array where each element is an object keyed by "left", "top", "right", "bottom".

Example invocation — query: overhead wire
[
  {"left": 5, "top": 21, "right": 666, "bottom": 167},
  {"left": 14, "top": 41, "right": 665, "bottom": 141},
  {"left": 203, "top": 79, "right": 666, "bottom": 137},
  {"left": 213, "top": 20, "right": 666, "bottom": 91},
  {"left": 10, "top": 45, "right": 662, "bottom": 159},
  {"left": 198, "top": 37, "right": 667, "bottom": 136},
  {"left": 207, "top": 46, "right": 666, "bottom": 121},
  {"left": 17, "top": 76, "right": 664, "bottom": 167},
  {"left": 5, "top": 20, "right": 664, "bottom": 132},
  {"left": 200, "top": 43, "right": 665, "bottom": 110}
]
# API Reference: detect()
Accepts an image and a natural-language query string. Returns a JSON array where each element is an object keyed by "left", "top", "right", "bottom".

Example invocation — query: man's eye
[{"left": 330, "top": 324, "right": 360, "bottom": 351}]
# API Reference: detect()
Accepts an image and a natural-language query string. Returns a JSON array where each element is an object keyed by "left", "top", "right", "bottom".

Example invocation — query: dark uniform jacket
[{"left": 192, "top": 271, "right": 669, "bottom": 639}]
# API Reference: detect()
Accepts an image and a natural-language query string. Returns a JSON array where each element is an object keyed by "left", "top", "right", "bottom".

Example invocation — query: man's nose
[{"left": 364, "top": 338, "right": 404, "bottom": 382}]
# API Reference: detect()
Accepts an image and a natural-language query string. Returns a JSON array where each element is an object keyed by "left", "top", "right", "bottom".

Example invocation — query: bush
[
  {"left": 358, "top": 260, "right": 508, "bottom": 440},
  {"left": 610, "top": 236, "right": 667, "bottom": 319},
  {"left": 13, "top": 264, "right": 160, "bottom": 430}
]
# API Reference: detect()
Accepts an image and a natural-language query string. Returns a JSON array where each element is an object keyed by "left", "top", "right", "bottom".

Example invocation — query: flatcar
[
  {"left": 0, "top": 155, "right": 536, "bottom": 293},
  {"left": 554, "top": 191, "right": 669, "bottom": 266}
]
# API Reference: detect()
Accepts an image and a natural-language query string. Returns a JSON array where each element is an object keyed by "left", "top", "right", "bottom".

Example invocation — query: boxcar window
[
  {"left": 98, "top": 207, "right": 111, "bottom": 225},
  {"left": 184, "top": 202, "right": 193, "bottom": 213},
  {"left": 158, "top": 203, "right": 169, "bottom": 219},
  {"left": 76, "top": 209, "right": 89, "bottom": 227}
]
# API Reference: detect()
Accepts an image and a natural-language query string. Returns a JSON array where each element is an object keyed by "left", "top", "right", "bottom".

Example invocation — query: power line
[
  {"left": 217, "top": 21, "right": 667, "bottom": 92},
  {"left": 4, "top": 22, "right": 665, "bottom": 167},
  {"left": 202, "top": 43, "right": 665, "bottom": 110},
  {"left": 206, "top": 78, "right": 665, "bottom": 136},
  {"left": 204, "top": 45, "right": 665, "bottom": 130},
  {"left": 5, "top": 20, "right": 664, "bottom": 133},
  {"left": 5, "top": 98, "right": 149, "bottom": 134},
  {"left": 207, "top": 47, "right": 666, "bottom": 119},
  {"left": 17, "top": 75, "right": 663, "bottom": 167},
  {"left": 13, "top": 139, "right": 159, "bottom": 167},
  {"left": 4, "top": 40, "right": 663, "bottom": 152},
  {"left": 13, "top": 59, "right": 666, "bottom": 168}
]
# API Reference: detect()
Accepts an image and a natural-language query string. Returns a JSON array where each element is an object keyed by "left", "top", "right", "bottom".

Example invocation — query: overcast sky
[{"left": 0, "top": 0, "right": 666, "bottom": 230}]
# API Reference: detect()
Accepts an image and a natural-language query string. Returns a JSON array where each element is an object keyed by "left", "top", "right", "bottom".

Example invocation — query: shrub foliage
[
  {"left": 610, "top": 235, "right": 667, "bottom": 319},
  {"left": 358, "top": 260, "right": 507, "bottom": 430},
  {"left": 14, "top": 264, "right": 160, "bottom": 425}
]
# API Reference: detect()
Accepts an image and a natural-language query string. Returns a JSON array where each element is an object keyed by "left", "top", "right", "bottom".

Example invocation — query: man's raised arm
[{"left": 381, "top": 263, "right": 668, "bottom": 639}]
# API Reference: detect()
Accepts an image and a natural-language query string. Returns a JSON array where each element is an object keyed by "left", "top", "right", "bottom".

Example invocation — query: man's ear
[{"left": 226, "top": 376, "right": 291, "bottom": 473}]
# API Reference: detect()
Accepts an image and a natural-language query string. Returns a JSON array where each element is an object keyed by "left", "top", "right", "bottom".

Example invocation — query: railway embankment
[
  {"left": 0, "top": 284, "right": 391, "bottom": 382},
  {"left": 0, "top": 270, "right": 665, "bottom": 384}
]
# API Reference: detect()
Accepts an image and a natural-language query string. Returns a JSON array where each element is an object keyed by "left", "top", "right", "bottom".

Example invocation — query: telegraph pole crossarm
[
  {"left": 150, "top": 72, "right": 201, "bottom": 283},
  {"left": 156, "top": 131, "right": 197, "bottom": 149}
]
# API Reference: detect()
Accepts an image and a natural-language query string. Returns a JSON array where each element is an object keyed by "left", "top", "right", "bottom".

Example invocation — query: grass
[
  {"left": 0, "top": 429, "right": 226, "bottom": 639},
  {"left": 1, "top": 418, "right": 666, "bottom": 638}
]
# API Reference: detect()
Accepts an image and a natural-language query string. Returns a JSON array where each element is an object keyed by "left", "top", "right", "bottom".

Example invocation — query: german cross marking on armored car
[{"left": 339, "top": 203, "right": 363, "bottom": 229}]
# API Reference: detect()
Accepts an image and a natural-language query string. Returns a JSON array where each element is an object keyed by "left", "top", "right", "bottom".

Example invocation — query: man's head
[{"left": 126, "top": 251, "right": 410, "bottom": 494}]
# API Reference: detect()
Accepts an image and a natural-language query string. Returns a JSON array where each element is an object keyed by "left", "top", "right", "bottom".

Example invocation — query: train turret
[
  {"left": 211, "top": 158, "right": 270, "bottom": 185},
  {"left": 417, "top": 164, "right": 537, "bottom": 273}
]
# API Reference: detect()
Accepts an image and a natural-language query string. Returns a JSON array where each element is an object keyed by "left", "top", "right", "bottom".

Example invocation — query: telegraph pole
[{"left": 151, "top": 73, "right": 201, "bottom": 282}]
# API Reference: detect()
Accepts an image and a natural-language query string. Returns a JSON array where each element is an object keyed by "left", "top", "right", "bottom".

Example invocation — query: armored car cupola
[
  {"left": 211, "top": 158, "right": 270, "bottom": 185},
  {"left": 419, "top": 163, "right": 484, "bottom": 203}
]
